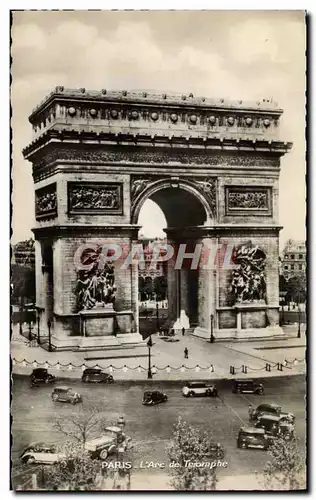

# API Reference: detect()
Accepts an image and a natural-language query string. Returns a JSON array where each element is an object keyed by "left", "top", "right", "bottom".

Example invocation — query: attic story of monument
[{"left": 22, "top": 88, "right": 292, "bottom": 349}]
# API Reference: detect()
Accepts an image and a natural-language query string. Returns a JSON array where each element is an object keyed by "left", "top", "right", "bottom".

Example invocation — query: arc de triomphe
[{"left": 23, "top": 88, "right": 292, "bottom": 350}]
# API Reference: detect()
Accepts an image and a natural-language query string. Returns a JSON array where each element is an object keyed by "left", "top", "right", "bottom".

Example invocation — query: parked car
[
  {"left": 30, "top": 368, "right": 56, "bottom": 386},
  {"left": 51, "top": 386, "right": 82, "bottom": 405},
  {"left": 20, "top": 443, "right": 64, "bottom": 465},
  {"left": 163, "top": 337, "right": 180, "bottom": 342},
  {"left": 232, "top": 379, "right": 264, "bottom": 395},
  {"left": 249, "top": 403, "right": 295, "bottom": 423},
  {"left": 182, "top": 382, "right": 218, "bottom": 398},
  {"left": 85, "top": 426, "right": 131, "bottom": 460},
  {"left": 142, "top": 391, "right": 168, "bottom": 405},
  {"left": 82, "top": 368, "right": 114, "bottom": 384},
  {"left": 254, "top": 414, "right": 295, "bottom": 439},
  {"left": 237, "top": 427, "right": 272, "bottom": 450}
]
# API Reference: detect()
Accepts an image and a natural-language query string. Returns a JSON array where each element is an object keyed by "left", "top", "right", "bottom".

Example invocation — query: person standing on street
[
  {"left": 182, "top": 327, "right": 185, "bottom": 336},
  {"left": 184, "top": 347, "right": 189, "bottom": 359}
]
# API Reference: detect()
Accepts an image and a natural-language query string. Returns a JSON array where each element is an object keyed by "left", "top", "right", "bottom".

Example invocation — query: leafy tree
[
  {"left": 166, "top": 417, "right": 219, "bottom": 491},
  {"left": 286, "top": 274, "right": 306, "bottom": 303},
  {"left": 261, "top": 435, "right": 306, "bottom": 490},
  {"left": 11, "top": 264, "right": 35, "bottom": 304},
  {"left": 153, "top": 275, "right": 167, "bottom": 301},
  {"left": 44, "top": 441, "right": 102, "bottom": 491}
]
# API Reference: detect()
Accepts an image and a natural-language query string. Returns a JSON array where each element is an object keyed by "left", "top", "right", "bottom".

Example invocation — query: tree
[
  {"left": 54, "top": 406, "right": 107, "bottom": 445},
  {"left": 286, "top": 274, "right": 306, "bottom": 303},
  {"left": 153, "top": 275, "right": 167, "bottom": 301},
  {"left": 166, "top": 417, "right": 219, "bottom": 491},
  {"left": 44, "top": 441, "right": 102, "bottom": 491},
  {"left": 261, "top": 435, "right": 306, "bottom": 490}
]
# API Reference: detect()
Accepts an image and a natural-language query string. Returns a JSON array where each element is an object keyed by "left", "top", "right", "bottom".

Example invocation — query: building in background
[
  {"left": 12, "top": 238, "right": 35, "bottom": 268},
  {"left": 138, "top": 238, "right": 168, "bottom": 302},
  {"left": 280, "top": 239, "right": 306, "bottom": 279}
]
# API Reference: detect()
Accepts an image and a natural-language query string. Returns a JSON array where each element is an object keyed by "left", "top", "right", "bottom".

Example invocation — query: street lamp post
[
  {"left": 47, "top": 320, "right": 52, "bottom": 352},
  {"left": 28, "top": 319, "right": 32, "bottom": 341},
  {"left": 210, "top": 314, "right": 215, "bottom": 343},
  {"left": 147, "top": 336, "right": 153, "bottom": 379},
  {"left": 156, "top": 301, "right": 160, "bottom": 332},
  {"left": 37, "top": 313, "right": 41, "bottom": 345},
  {"left": 297, "top": 292, "right": 301, "bottom": 338}
]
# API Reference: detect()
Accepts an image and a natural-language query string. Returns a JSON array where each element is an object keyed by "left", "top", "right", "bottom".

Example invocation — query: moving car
[
  {"left": 81, "top": 368, "right": 114, "bottom": 384},
  {"left": 237, "top": 427, "right": 272, "bottom": 450},
  {"left": 249, "top": 403, "right": 295, "bottom": 423},
  {"left": 232, "top": 379, "right": 264, "bottom": 395},
  {"left": 182, "top": 382, "right": 218, "bottom": 398},
  {"left": 30, "top": 368, "right": 56, "bottom": 386},
  {"left": 163, "top": 337, "right": 180, "bottom": 342},
  {"left": 254, "top": 414, "right": 295, "bottom": 439},
  {"left": 20, "top": 443, "right": 64, "bottom": 465},
  {"left": 85, "top": 426, "right": 131, "bottom": 460},
  {"left": 142, "top": 391, "right": 168, "bottom": 405},
  {"left": 51, "top": 386, "right": 82, "bottom": 405}
]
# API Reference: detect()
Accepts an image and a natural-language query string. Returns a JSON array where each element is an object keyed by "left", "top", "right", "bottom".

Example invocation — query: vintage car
[
  {"left": 182, "top": 382, "right": 218, "bottom": 398},
  {"left": 249, "top": 403, "right": 295, "bottom": 423},
  {"left": 51, "top": 386, "right": 82, "bottom": 405},
  {"left": 232, "top": 379, "right": 264, "bottom": 395},
  {"left": 30, "top": 368, "right": 56, "bottom": 386},
  {"left": 237, "top": 427, "right": 272, "bottom": 450},
  {"left": 81, "top": 368, "right": 114, "bottom": 384},
  {"left": 254, "top": 414, "right": 295, "bottom": 439},
  {"left": 142, "top": 390, "right": 168, "bottom": 405},
  {"left": 163, "top": 337, "right": 180, "bottom": 342},
  {"left": 85, "top": 426, "right": 131, "bottom": 460},
  {"left": 20, "top": 442, "right": 64, "bottom": 465}
]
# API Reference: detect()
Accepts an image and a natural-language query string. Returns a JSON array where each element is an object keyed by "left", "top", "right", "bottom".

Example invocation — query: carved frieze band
[
  {"left": 225, "top": 186, "right": 272, "bottom": 216},
  {"left": 35, "top": 183, "right": 57, "bottom": 220},
  {"left": 32, "top": 147, "right": 280, "bottom": 173},
  {"left": 131, "top": 176, "right": 217, "bottom": 217},
  {"left": 68, "top": 182, "right": 123, "bottom": 215}
]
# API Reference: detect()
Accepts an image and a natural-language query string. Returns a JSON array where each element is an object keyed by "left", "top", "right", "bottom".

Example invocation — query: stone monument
[{"left": 23, "top": 88, "right": 292, "bottom": 348}]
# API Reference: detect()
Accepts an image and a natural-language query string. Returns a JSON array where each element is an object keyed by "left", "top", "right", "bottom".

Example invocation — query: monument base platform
[
  {"left": 51, "top": 332, "right": 146, "bottom": 351},
  {"left": 192, "top": 326, "right": 286, "bottom": 342}
]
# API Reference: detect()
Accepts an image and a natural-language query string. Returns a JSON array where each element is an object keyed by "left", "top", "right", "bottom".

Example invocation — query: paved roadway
[{"left": 11, "top": 375, "right": 306, "bottom": 484}]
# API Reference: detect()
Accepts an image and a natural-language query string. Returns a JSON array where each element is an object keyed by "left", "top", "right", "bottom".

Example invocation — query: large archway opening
[{"left": 136, "top": 185, "right": 208, "bottom": 336}]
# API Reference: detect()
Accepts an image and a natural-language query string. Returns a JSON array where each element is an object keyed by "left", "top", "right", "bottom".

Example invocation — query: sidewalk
[
  {"left": 126, "top": 471, "right": 303, "bottom": 491},
  {"left": 11, "top": 324, "right": 306, "bottom": 381}
]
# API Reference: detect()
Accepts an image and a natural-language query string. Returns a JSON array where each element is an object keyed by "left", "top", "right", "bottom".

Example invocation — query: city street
[{"left": 11, "top": 374, "right": 306, "bottom": 486}]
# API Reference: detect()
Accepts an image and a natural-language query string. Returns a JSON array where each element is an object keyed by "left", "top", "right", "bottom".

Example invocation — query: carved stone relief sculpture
[
  {"left": 35, "top": 183, "right": 57, "bottom": 219},
  {"left": 193, "top": 178, "right": 217, "bottom": 217},
  {"left": 68, "top": 182, "right": 123, "bottom": 214},
  {"left": 231, "top": 243, "right": 267, "bottom": 303},
  {"left": 227, "top": 188, "right": 270, "bottom": 210},
  {"left": 75, "top": 245, "right": 116, "bottom": 311}
]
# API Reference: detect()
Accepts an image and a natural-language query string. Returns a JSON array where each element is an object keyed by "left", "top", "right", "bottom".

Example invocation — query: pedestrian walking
[
  {"left": 182, "top": 327, "right": 185, "bottom": 336},
  {"left": 184, "top": 347, "right": 189, "bottom": 359}
]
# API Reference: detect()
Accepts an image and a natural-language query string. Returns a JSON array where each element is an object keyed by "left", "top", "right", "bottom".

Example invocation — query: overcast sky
[{"left": 11, "top": 10, "right": 306, "bottom": 247}]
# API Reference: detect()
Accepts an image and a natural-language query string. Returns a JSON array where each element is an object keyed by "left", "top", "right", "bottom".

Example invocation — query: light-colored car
[
  {"left": 20, "top": 443, "right": 65, "bottom": 465},
  {"left": 85, "top": 426, "right": 131, "bottom": 460},
  {"left": 182, "top": 382, "right": 218, "bottom": 398},
  {"left": 51, "top": 386, "right": 82, "bottom": 404}
]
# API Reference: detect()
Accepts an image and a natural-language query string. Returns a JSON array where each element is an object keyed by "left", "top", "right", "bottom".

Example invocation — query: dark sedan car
[
  {"left": 30, "top": 368, "right": 56, "bottom": 386},
  {"left": 142, "top": 391, "right": 168, "bottom": 406},
  {"left": 249, "top": 403, "right": 295, "bottom": 423},
  {"left": 82, "top": 368, "right": 114, "bottom": 384}
]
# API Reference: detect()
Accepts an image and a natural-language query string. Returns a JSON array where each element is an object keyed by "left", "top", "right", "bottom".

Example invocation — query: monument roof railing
[{"left": 29, "top": 86, "right": 283, "bottom": 122}]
